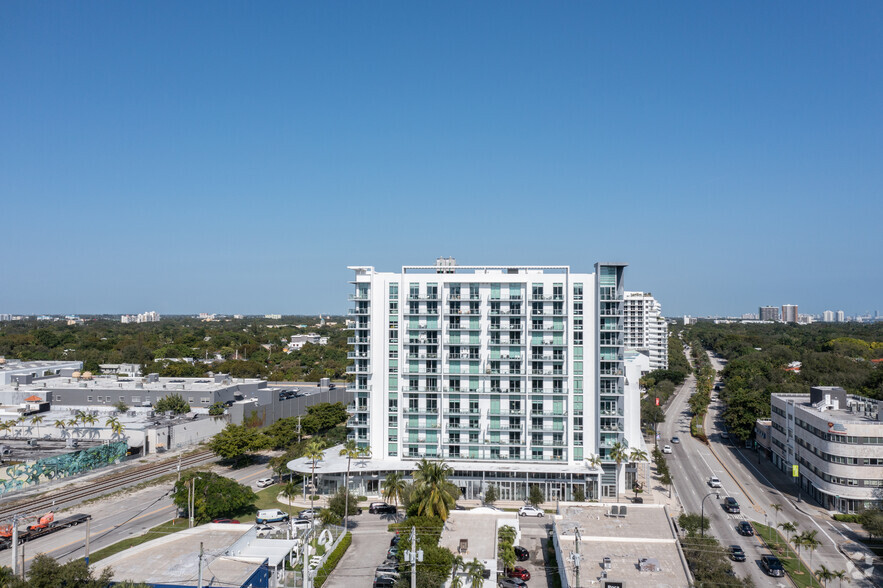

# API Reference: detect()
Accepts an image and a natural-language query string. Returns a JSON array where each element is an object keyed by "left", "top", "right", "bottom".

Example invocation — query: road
[
  {"left": 0, "top": 461, "right": 273, "bottom": 573},
  {"left": 703, "top": 351, "right": 875, "bottom": 588}
]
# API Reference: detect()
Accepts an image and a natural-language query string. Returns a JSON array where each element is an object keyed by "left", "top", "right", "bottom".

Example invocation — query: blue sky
[{"left": 2, "top": 2, "right": 881, "bottom": 317}]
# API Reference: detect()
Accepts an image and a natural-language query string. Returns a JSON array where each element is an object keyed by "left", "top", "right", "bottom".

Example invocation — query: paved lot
[
  {"left": 324, "top": 512, "right": 400, "bottom": 588},
  {"left": 513, "top": 517, "right": 553, "bottom": 588}
]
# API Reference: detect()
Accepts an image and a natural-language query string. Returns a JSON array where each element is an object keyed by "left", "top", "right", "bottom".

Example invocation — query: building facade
[
  {"left": 623, "top": 292, "right": 668, "bottom": 370},
  {"left": 759, "top": 306, "right": 780, "bottom": 322},
  {"left": 823, "top": 310, "right": 835, "bottom": 322},
  {"left": 781, "top": 304, "right": 799, "bottom": 323},
  {"left": 332, "top": 260, "right": 644, "bottom": 501},
  {"left": 769, "top": 387, "right": 883, "bottom": 513}
]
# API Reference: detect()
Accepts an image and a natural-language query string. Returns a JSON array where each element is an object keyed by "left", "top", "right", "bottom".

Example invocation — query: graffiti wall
[{"left": 0, "top": 441, "right": 127, "bottom": 495}]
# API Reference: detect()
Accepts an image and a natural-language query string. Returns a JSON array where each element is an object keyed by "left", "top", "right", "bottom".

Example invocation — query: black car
[
  {"left": 729, "top": 546, "right": 746, "bottom": 562},
  {"left": 761, "top": 554, "right": 785, "bottom": 577},
  {"left": 390, "top": 535, "right": 400, "bottom": 547},
  {"left": 513, "top": 546, "right": 529, "bottom": 561},
  {"left": 374, "top": 576, "right": 396, "bottom": 588},
  {"left": 723, "top": 497, "right": 740, "bottom": 513},
  {"left": 737, "top": 521, "right": 754, "bottom": 536},
  {"left": 369, "top": 502, "right": 397, "bottom": 514}
]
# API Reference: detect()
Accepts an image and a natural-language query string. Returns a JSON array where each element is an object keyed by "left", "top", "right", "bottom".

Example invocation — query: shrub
[
  {"left": 314, "top": 532, "right": 351, "bottom": 588},
  {"left": 357, "top": 495, "right": 368, "bottom": 502},
  {"left": 833, "top": 513, "right": 862, "bottom": 523}
]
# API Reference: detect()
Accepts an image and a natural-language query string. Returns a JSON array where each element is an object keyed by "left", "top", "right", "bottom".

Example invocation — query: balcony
[
  {"left": 444, "top": 308, "right": 481, "bottom": 316},
  {"left": 402, "top": 406, "right": 440, "bottom": 415},
  {"left": 447, "top": 353, "right": 480, "bottom": 360},
  {"left": 489, "top": 324, "right": 523, "bottom": 331},
  {"left": 346, "top": 364, "right": 371, "bottom": 374},
  {"left": 347, "top": 351, "right": 370, "bottom": 360},
  {"left": 531, "top": 410, "right": 568, "bottom": 416},
  {"left": 402, "top": 367, "right": 439, "bottom": 375},
  {"left": 488, "top": 340, "right": 523, "bottom": 346},
  {"left": 346, "top": 403, "right": 369, "bottom": 413},
  {"left": 599, "top": 368, "right": 624, "bottom": 376},
  {"left": 530, "top": 355, "right": 564, "bottom": 361},
  {"left": 348, "top": 293, "right": 370, "bottom": 301},
  {"left": 488, "top": 423, "right": 524, "bottom": 431},
  {"left": 488, "top": 369, "right": 523, "bottom": 375},
  {"left": 444, "top": 407, "right": 480, "bottom": 415},
  {"left": 404, "top": 309, "right": 440, "bottom": 316},
  {"left": 408, "top": 338, "right": 439, "bottom": 345},
  {"left": 346, "top": 383, "right": 372, "bottom": 392},
  {"left": 489, "top": 409, "right": 525, "bottom": 416},
  {"left": 348, "top": 307, "right": 370, "bottom": 315},
  {"left": 347, "top": 336, "right": 370, "bottom": 344},
  {"left": 408, "top": 353, "right": 439, "bottom": 359},
  {"left": 405, "top": 422, "right": 440, "bottom": 431},
  {"left": 530, "top": 324, "right": 565, "bottom": 332},
  {"left": 403, "top": 386, "right": 439, "bottom": 392},
  {"left": 532, "top": 440, "right": 566, "bottom": 447},
  {"left": 408, "top": 294, "right": 439, "bottom": 301}
]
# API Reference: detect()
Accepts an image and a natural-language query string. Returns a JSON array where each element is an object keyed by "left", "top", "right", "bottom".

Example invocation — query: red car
[
  {"left": 211, "top": 518, "right": 240, "bottom": 524},
  {"left": 507, "top": 567, "right": 531, "bottom": 581}
]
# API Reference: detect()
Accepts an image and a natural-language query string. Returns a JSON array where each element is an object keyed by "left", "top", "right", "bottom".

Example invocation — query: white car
[
  {"left": 662, "top": 445, "right": 672, "bottom": 454},
  {"left": 708, "top": 476, "right": 722, "bottom": 488},
  {"left": 291, "top": 519, "right": 312, "bottom": 531},
  {"left": 256, "top": 477, "right": 275, "bottom": 488},
  {"left": 518, "top": 506, "right": 544, "bottom": 517},
  {"left": 255, "top": 524, "right": 275, "bottom": 538}
]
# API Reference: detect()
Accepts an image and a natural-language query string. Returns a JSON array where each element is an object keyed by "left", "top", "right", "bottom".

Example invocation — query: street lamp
[{"left": 700, "top": 491, "right": 720, "bottom": 538}]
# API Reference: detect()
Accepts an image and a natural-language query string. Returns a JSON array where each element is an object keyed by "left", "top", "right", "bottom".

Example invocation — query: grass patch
[
  {"left": 89, "top": 518, "right": 189, "bottom": 564},
  {"left": 753, "top": 523, "right": 822, "bottom": 588}
]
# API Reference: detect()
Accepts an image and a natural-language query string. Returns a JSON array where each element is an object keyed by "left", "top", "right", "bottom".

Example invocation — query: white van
[{"left": 256, "top": 509, "right": 289, "bottom": 524}]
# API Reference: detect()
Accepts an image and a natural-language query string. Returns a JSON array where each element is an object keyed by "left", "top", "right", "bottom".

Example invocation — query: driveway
[{"left": 323, "top": 512, "right": 400, "bottom": 588}]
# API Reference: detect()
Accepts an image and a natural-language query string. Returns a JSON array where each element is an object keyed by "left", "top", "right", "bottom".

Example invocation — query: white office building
[
  {"left": 289, "top": 259, "right": 647, "bottom": 502},
  {"left": 623, "top": 292, "right": 668, "bottom": 371}
]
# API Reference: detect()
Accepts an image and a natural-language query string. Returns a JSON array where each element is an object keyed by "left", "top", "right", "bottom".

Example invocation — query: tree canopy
[{"left": 173, "top": 471, "right": 258, "bottom": 523}]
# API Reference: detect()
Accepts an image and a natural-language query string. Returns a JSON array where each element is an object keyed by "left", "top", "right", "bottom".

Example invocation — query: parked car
[
  {"left": 498, "top": 578, "right": 527, "bottom": 588},
  {"left": 761, "top": 554, "right": 785, "bottom": 577},
  {"left": 729, "top": 546, "right": 746, "bottom": 562},
  {"left": 737, "top": 521, "right": 754, "bottom": 536},
  {"left": 369, "top": 502, "right": 397, "bottom": 514},
  {"left": 723, "top": 497, "right": 740, "bottom": 514},
  {"left": 256, "top": 509, "right": 289, "bottom": 524},
  {"left": 374, "top": 576, "right": 396, "bottom": 588},
  {"left": 390, "top": 535, "right": 400, "bottom": 547},
  {"left": 375, "top": 565, "right": 400, "bottom": 578},
  {"left": 255, "top": 524, "right": 274, "bottom": 538},
  {"left": 708, "top": 476, "right": 722, "bottom": 488},
  {"left": 298, "top": 508, "right": 321, "bottom": 520},
  {"left": 211, "top": 518, "right": 240, "bottom": 524},
  {"left": 513, "top": 546, "right": 529, "bottom": 561},
  {"left": 256, "top": 477, "right": 276, "bottom": 488},
  {"left": 662, "top": 445, "right": 672, "bottom": 454},
  {"left": 507, "top": 567, "right": 530, "bottom": 581},
  {"left": 671, "top": 436, "right": 680, "bottom": 444},
  {"left": 518, "top": 505, "right": 544, "bottom": 517},
  {"left": 291, "top": 519, "right": 312, "bottom": 531},
  {"left": 387, "top": 546, "right": 399, "bottom": 559}
]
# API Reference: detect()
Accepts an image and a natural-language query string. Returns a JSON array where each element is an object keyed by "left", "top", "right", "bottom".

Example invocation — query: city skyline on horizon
[{"left": 2, "top": 3, "right": 881, "bottom": 317}]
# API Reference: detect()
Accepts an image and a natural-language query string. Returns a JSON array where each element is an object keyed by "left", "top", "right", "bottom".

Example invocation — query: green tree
[
  {"left": 860, "top": 508, "right": 883, "bottom": 538},
  {"left": 173, "top": 471, "right": 257, "bottom": 523},
  {"left": 465, "top": 558, "right": 485, "bottom": 588},
  {"left": 450, "top": 555, "right": 465, "bottom": 588},
  {"left": 498, "top": 525, "right": 517, "bottom": 571},
  {"left": 282, "top": 480, "right": 299, "bottom": 518},
  {"left": 208, "top": 402, "right": 226, "bottom": 416},
  {"left": 208, "top": 423, "right": 267, "bottom": 464},
  {"left": 304, "top": 439, "right": 326, "bottom": 506},
  {"left": 678, "top": 512, "right": 709, "bottom": 536},
  {"left": 382, "top": 471, "right": 408, "bottom": 511},
  {"left": 800, "top": 529, "right": 822, "bottom": 571},
  {"left": 779, "top": 521, "right": 798, "bottom": 544},
  {"left": 154, "top": 393, "right": 190, "bottom": 414},
  {"left": 609, "top": 442, "right": 629, "bottom": 501},
  {"left": 114, "top": 400, "right": 130, "bottom": 413},
  {"left": 572, "top": 485, "right": 585, "bottom": 502},
  {"left": 770, "top": 503, "right": 783, "bottom": 532},
  {"left": 528, "top": 484, "right": 545, "bottom": 507},
  {"left": 483, "top": 484, "right": 498, "bottom": 506},
  {"left": 816, "top": 564, "right": 834, "bottom": 587},
  {"left": 8, "top": 553, "right": 114, "bottom": 588},
  {"left": 339, "top": 440, "right": 370, "bottom": 529},
  {"left": 413, "top": 459, "right": 460, "bottom": 520},
  {"left": 328, "top": 487, "right": 359, "bottom": 520}
]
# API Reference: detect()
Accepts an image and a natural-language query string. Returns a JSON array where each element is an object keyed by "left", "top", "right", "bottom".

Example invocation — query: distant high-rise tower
[
  {"left": 759, "top": 306, "right": 780, "bottom": 322},
  {"left": 624, "top": 292, "right": 668, "bottom": 370},
  {"left": 836, "top": 310, "right": 845, "bottom": 323},
  {"left": 823, "top": 310, "right": 835, "bottom": 322},
  {"left": 782, "top": 305, "right": 798, "bottom": 323}
]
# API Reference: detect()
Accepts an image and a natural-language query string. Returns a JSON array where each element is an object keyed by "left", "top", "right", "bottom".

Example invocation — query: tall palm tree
[
  {"left": 0, "top": 421, "right": 13, "bottom": 439},
  {"left": 779, "top": 521, "right": 798, "bottom": 544},
  {"left": 832, "top": 569, "right": 850, "bottom": 587},
  {"left": 413, "top": 458, "right": 459, "bottom": 520},
  {"left": 105, "top": 417, "right": 125, "bottom": 440},
  {"left": 339, "top": 440, "right": 370, "bottom": 529},
  {"left": 29, "top": 415, "right": 44, "bottom": 438},
  {"left": 608, "top": 442, "right": 629, "bottom": 502},
  {"left": 449, "top": 555, "right": 465, "bottom": 588},
  {"left": 53, "top": 419, "right": 67, "bottom": 438},
  {"left": 801, "top": 529, "right": 821, "bottom": 571},
  {"left": 816, "top": 564, "right": 834, "bottom": 587},
  {"left": 304, "top": 440, "right": 325, "bottom": 510},
  {"left": 628, "top": 448, "right": 648, "bottom": 494},
  {"left": 282, "top": 480, "right": 299, "bottom": 519},
  {"left": 465, "top": 558, "right": 485, "bottom": 588},
  {"left": 770, "top": 503, "right": 783, "bottom": 534},
  {"left": 382, "top": 471, "right": 408, "bottom": 512}
]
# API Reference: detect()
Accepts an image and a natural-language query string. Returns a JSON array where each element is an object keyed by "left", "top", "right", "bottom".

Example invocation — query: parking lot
[{"left": 514, "top": 517, "right": 554, "bottom": 588}]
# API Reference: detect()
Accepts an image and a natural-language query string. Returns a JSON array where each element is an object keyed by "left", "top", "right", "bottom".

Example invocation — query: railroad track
[{"left": 0, "top": 449, "right": 217, "bottom": 522}]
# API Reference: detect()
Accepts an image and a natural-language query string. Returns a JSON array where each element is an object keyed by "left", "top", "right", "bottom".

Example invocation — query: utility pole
[
  {"left": 177, "top": 455, "right": 182, "bottom": 482},
  {"left": 303, "top": 526, "right": 312, "bottom": 588},
  {"left": 20, "top": 536, "right": 25, "bottom": 579},
  {"left": 410, "top": 526, "right": 417, "bottom": 588},
  {"left": 572, "top": 528, "right": 581, "bottom": 588},
  {"left": 11, "top": 516, "right": 19, "bottom": 577},
  {"left": 85, "top": 516, "right": 91, "bottom": 564},
  {"left": 197, "top": 541, "right": 204, "bottom": 588}
]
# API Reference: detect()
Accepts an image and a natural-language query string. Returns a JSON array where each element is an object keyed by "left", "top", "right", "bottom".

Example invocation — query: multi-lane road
[{"left": 660, "top": 348, "right": 874, "bottom": 587}]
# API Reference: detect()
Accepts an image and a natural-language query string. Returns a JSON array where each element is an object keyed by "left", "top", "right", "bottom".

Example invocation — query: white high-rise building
[
  {"left": 623, "top": 292, "right": 668, "bottom": 370},
  {"left": 837, "top": 310, "right": 845, "bottom": 323},
  {"left": 823, "top": 310, "right": 835, "bottom": 322},
  {"left": 315, "top": 259, "right": 647, "bottom": 501},
  {"left": 782, "top": 304, "right": 799, "bottom": 323}
]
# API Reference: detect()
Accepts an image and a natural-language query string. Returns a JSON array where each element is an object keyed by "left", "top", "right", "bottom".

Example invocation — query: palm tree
[
  {"left": 779, "top": 521, "right": 798, "bottom": 544},
  {"left": 53, "top": 419, "right": 67, "bottom": 438},
  {"left": 382, "top": 471, "right": 408, "bottom": 512},
  {"left": 832, "top": 569, "right": 850, "bottom": 587},
  {"left": 304, "top": 440, "right": 325, "bottom": 510},
  {"left": 339, "top": 440, "right": 369, "bottom": 530},
  {"left": 609, "top": 442, "right": 629, "bottom": 501},
  {"left": 800, "top": 529, "right": 821, "bottom": 571},
  {"left": 105, "top": 417, "right": 125, "bottom": 440},
  {"left": 465, "top": 558, "right": 485, "bottom": 588},
  {"left": 628, "top": 447, "right": 648, "bottom": 495},
  {"left": 29, "top": 415, "right": 44, "bottom": 438},
  {"left": 770, "top": 503, "right": 783, "bottom": 535},
  {"left": 282, "top": 480, "right": 299, "bottom": 519},
  {"left": 0, "top": 421, "right": 13, "bottom": 439},
  {"left": 413, "top": 458, "right": 459, "bottom": 520},
  {"left": 816, "top": 564, "right": 834, "bottom": 587},
  {"left": 449, "top": 555, "right": 465, "bottom": 588}
]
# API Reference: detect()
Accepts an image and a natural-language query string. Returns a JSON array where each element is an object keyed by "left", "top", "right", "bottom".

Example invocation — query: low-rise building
[
  {"left": 284, "top": 333, "right": 329, "bottom": 353},
  {"left": 551, "top": 503, "right": 691, "bottom": 588},
  {"left": 438, "top": 508, "right": 520, "bottom": 583},
  {"left": 770, "top": 387, "right": 883, "bottom": 513},
  {"left": 0, "top": 359, "right": 83, "bottom": 386}
]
